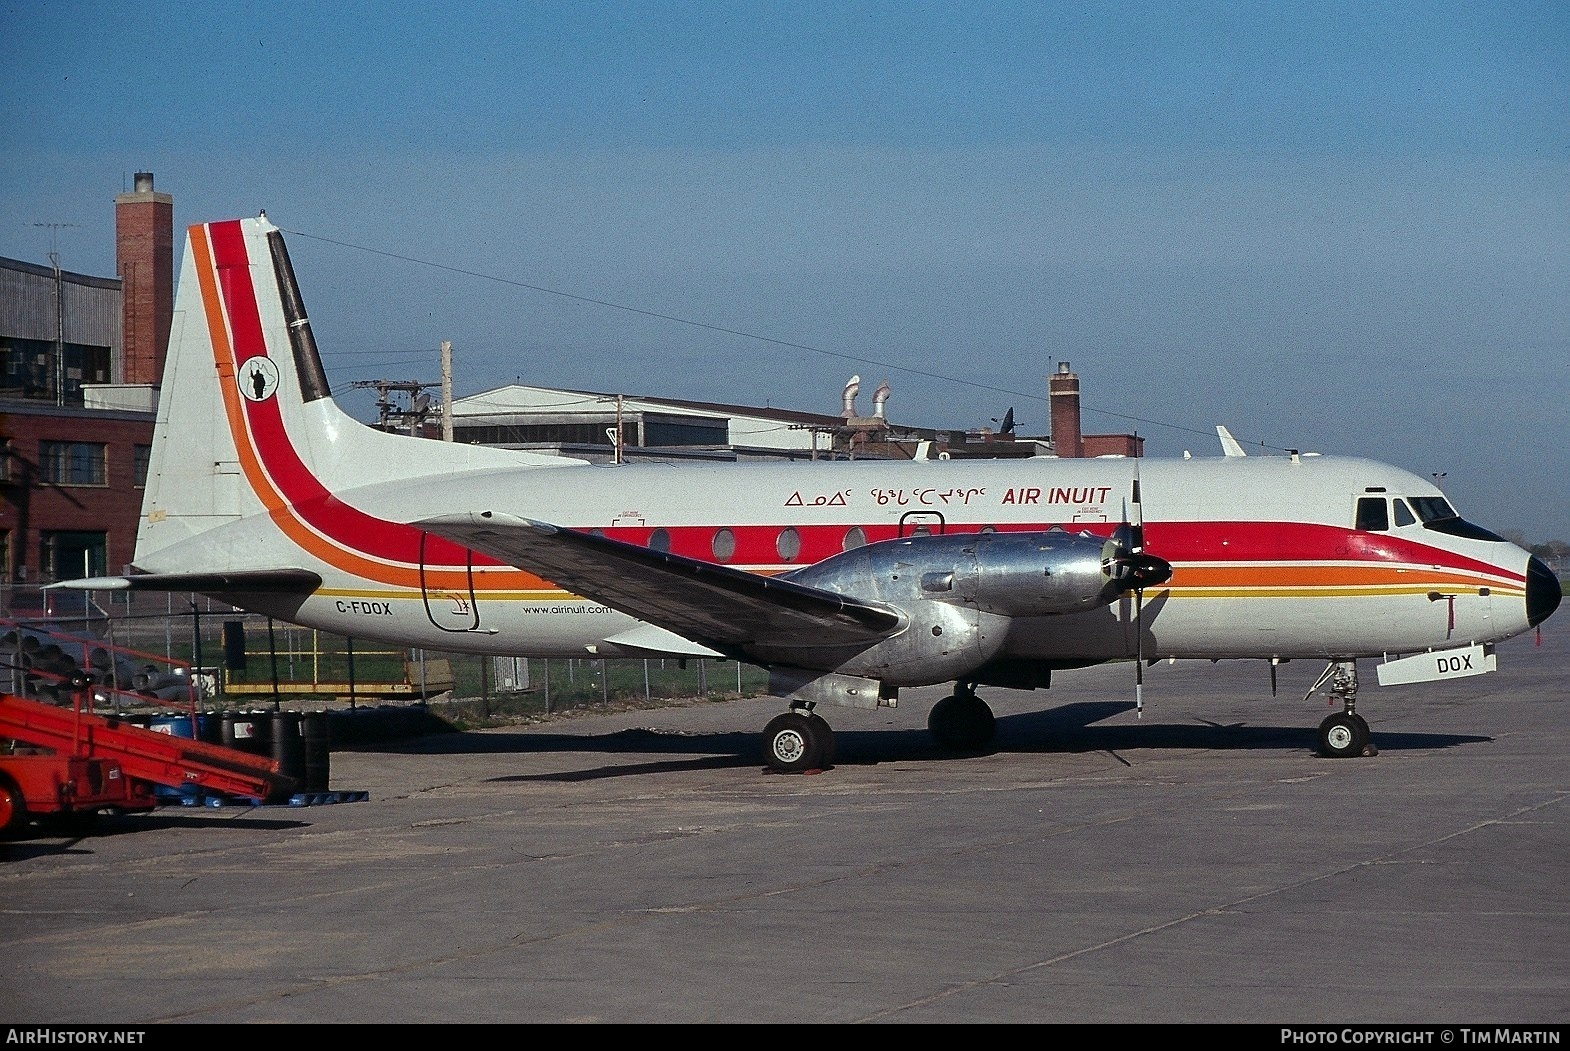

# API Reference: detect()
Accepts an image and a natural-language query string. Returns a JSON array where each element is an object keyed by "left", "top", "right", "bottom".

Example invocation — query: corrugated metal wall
[{"left": 0, "top": 260, "right": 121, "bottom": 348}]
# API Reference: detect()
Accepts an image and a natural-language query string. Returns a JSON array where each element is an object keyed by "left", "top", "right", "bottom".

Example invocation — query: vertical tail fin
[
  {"left": 135, "top": 215, "right": 579, "bottom": 571},
  {"left": 135, "top": 216, "right": 367, "bottom": 562}
]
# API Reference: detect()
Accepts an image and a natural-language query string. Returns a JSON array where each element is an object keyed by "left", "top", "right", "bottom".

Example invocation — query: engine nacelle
[
  {"left": 768, "top": 529, "right": 1168, "bottom": 687},
  {"left": 790, "top": 528, "right": 1135, "bottom": 617}
]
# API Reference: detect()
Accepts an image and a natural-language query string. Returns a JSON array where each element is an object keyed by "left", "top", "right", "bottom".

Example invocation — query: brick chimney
[
  {"left": 1048, "top": 360, "right": 1082, "bottom": 458},
  {"left": 115, "top": 172, "right": 174, "bottom": 385}
]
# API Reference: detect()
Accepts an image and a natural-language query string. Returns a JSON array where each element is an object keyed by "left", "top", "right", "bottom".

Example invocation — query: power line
[{"left": 284, "top": 226, "right": 1290, "bottom": 451}]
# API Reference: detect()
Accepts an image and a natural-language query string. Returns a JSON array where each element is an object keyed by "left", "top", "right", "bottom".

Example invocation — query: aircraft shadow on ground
[
  {"left": 361, "top": 700, "right": 1491, "bottom": 783},
  {"left": 0, "top": 813, "right": 312, "bottom": 855}
]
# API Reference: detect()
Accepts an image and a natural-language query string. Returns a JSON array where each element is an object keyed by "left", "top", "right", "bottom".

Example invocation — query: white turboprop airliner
[{"left": 56, "top": 216, "right": 1561, "bottom": 772}]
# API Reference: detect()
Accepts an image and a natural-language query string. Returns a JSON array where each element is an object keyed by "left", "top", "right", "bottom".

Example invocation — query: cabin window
[
  {"left": 648, "top": 528, "right": 671, "bottom": 553},
  {"left": 776, "top": 527, "right": 802, "bottom": 562},
  {"left": 1355, "top": 497, "right": 1389, "bottom": 532},
  {"left": 841, "top": 526, "right": 867, "bottom": 551},
  {"left": 711, "top": 528, "right": 736, "bottom": 561},
  {"left": 1393, "top": 499, "right": 1416, "bottom": 527}
]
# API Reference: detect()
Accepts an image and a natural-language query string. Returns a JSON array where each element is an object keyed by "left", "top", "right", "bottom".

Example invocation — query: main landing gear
[
  {"left": 927, "top": 682, "right": 996, "bottom": 752},
  {"left": 762, "top": 709, "right": 835, "bottom": 774},
  {"left": 760, "top": 680, "right": 1001, "bottom": 774},
  {"left": 1310, "top": 660, "right": 1377, "bottom": 759}
]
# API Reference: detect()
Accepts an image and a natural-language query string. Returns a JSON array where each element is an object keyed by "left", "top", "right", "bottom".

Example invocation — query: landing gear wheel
[
  {"left": 0, "top": 777, "right": 26, "bottom": 836},
  {"left": 1317, "top": 712, "right": 1370, "bottom": 759},
  {"left": 1351, "top": 714, "right": 1377, "bottom": 756},
  {"left": 807, "top": 712, "right": 835, "bottom": 768},
  {"left": 928, "top": 693, "right": 996, "bottom": 751},
  {"left": 763, "top": 711, "right": 832, "bottom": 774}
]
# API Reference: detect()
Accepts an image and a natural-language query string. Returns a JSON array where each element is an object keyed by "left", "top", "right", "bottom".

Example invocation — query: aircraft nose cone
[{"left": 1526, "top": 555, "right": 1562, "bottom": 628}]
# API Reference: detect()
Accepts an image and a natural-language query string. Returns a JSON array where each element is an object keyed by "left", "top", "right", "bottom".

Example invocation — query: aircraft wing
[{"left": 416, "top": 512, "right": 904, "bottom": 653}]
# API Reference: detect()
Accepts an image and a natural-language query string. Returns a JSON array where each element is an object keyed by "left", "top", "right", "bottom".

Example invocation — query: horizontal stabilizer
[
  {"left": 48, "top": 570, "right": 323, "bottom": 593},
  {"left": 416, "top": 512, "right": 904, "bottom": 653}
]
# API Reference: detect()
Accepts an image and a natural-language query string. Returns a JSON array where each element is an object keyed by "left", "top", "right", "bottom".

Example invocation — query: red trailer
[
  {"left": 1, "top": 689, "right": 296, "bottom": 835},
  {"left": 0, "top": 747, "right": 159, "bottom": 832}
]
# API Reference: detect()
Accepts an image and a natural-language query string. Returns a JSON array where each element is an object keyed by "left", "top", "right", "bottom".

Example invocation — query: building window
[
  {"left": 39, "top": 441, "right": 107, "bottom": 486},
  {"left": 133, "top": 444, "right": 152, "bottom": 487},
  {"left": 40, "top": 530, "right": 107, "bottom": 582},
  {"left": 0, "top": 338, "right": 110, "bottom": 404}
]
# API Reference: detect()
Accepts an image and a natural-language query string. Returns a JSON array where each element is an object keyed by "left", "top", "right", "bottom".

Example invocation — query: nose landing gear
[{"left": 1309, "top": 660, "right": 1377, "bottom": 759}]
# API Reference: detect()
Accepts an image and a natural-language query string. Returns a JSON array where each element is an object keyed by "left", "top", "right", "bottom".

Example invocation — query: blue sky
[{"left": 2, "top": 1, "right": 1566, "bottom": 539}]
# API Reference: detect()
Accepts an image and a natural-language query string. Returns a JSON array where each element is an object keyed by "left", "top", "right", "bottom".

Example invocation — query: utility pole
[
  {"left": 440, "top": 341, "right": 454, "bottom": 441},
  {"left": 615, "top": 394, "right": 624, "bottom": 464}
]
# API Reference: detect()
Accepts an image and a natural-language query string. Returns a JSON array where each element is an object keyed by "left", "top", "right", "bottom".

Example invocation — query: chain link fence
[{"left": 1, "top": 584, "right": 769, "bottom": 730}]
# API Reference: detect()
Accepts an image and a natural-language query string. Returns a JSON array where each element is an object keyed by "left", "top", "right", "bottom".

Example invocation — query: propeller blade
[
  {"left": 1135, "top": 587, "right": 1145, "bottom": 718},
  {"left": 1130, "top": 455, "right": 1148, "bottom": 717}
]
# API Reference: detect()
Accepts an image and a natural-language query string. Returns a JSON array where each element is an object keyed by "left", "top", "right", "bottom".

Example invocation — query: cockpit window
[
  {"left": 1408, "top": 496, "right": 1456, "bottom": 523},
  {"left": 1408, "top": 495, "right": 1506, "bottom": 542},
  {"left": 1392, "top": 499, "right": 1416, "bottom": 527},
  {"left": 1355, "top": 497, "right": 1389, "bottom": 532}
]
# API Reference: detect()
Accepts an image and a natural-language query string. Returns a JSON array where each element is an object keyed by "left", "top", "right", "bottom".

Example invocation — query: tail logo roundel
[{"left": 240, "top": 357, "right": 281, "bottom": 402}]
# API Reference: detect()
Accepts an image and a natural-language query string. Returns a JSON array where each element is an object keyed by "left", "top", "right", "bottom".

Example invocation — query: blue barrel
[
  {"left": 149, "top": 711, "right": 197, "bottom": 739},
  {"left": 149, "top": 712, "right": 198, "bottom": 800}
]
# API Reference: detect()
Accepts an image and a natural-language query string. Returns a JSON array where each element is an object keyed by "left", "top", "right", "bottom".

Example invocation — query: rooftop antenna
[{"left": 33, "top": 223, "right": 79, "bottom": 407}]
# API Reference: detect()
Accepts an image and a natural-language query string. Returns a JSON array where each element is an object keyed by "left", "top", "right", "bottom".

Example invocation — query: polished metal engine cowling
[{"left": 765, "top": 529, "right": 1152, "bottom": 686}]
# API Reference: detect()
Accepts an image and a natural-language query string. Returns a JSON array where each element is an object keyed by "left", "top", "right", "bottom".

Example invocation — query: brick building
[
  {"left": 0, "top": 402, "right": 152, "bottom": 584},
  {"left": 0, "top": 173, "right": 169, "bottom": 610}
]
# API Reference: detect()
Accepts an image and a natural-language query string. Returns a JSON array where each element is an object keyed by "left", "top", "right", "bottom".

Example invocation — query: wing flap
[{"left": 416, "top": 512, "right": 902, "bottom": 650}]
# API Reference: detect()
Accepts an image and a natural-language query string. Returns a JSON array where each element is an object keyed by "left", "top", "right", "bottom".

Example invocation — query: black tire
[
  {"left": 0, "top": 777, "right": 27, "bottom": 836},
  {"left": 808, "top": 712, "right": 835, "bottom": 768},
  {"left": 928, "top": 694, "right": 996, "bottom": 751},
  {"left": 1351, "top": 714, "right": 1377, "bottom": 756},
  {"left": 762, "top": 711, "right": 830, "bottom": 774},
  {"left": 1317, "top": 712, "right": 1369, "bottom": 759}
]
